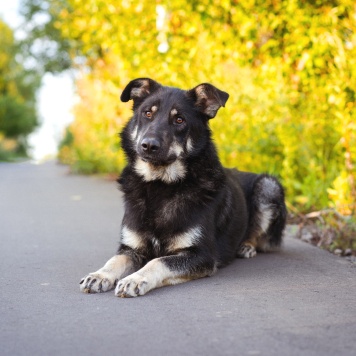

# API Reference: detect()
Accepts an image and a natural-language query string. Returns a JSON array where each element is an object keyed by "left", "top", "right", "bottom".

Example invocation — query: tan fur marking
[
  {"left": 168, "top": 141, "right": 184, "bottom": 157},
  {"left": 237, "top": 242, "right": 257, "bottom": 259},
  {"left": 130, "top": 79, "right": 150, "bottom": 98},
  {"left": 121, "top": 226, "right": 144, "bottom": 249},
  {"left": 99, "top": 255, "right": 134, "bottom": 276},
  {"left": 130, "top": 125, "right": 138, "bottom": 141},
  {"left": 186, "top": 137, "right": 194, "bottom": 152},
  {"left": 115, "top": 259, "right": 194, "bottom": 297},
  {"left": 134, "top": 158, "right": 186, "bottom": 183},
  {"left": 80, "top": 255, "right": 134, "bottom": 293},
  {"left": 168, "top": 226, "right": 202, "bottom": 252},
  {"left": 195, "top": 85, "right": 208, "bottom": 99}
]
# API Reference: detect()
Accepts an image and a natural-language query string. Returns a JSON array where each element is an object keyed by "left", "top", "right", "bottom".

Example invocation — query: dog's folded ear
[
  {"left": 121, "top": 78, "right": 162, "bottom": 103},
  {"left": 187, "top": 83, "right": 229, "bottom": 118}
]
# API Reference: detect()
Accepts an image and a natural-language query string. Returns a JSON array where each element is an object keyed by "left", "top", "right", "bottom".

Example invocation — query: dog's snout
[{"left": 141, "top": 137, "right": 160, "bottom": 153}]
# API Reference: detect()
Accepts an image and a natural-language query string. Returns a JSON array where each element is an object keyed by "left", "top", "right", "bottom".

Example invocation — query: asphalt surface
[{"left": 1, "top": 161, "right": 355, "bottom": 356}]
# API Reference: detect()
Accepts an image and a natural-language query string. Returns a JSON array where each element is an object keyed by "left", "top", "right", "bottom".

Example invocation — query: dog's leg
[
  {"left": 237, "top": 202, "right": 276, "bottom": 258},
  {"left": 80, "top": 254, "right": 135, "bottom": 293},
  {"left": 237, "top": 175, "right": 286, "bottom": 259},
  {"left": 115, "top": 254, "right": 216, "bottom": 298},
  {"left": 236, "top": 238, "right": 258, "bottom": 259}
]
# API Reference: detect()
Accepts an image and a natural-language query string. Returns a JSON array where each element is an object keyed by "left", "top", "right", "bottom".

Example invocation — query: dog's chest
[
  {"left": 143, "top": 188, "right": 184, "bottom": 227},
  {"left": 124, "top": 179, "right": 196, "bottom": 231}
]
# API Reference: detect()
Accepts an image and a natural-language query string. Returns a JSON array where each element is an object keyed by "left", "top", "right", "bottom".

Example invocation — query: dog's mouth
[{"left": 139, "top": 155, "right": 177, "bottom": 167}]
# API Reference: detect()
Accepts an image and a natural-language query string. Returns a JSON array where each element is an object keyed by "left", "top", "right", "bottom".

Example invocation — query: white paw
[
  {"left": 79, "top": 272, "right": 117, "bottom": 293},
  {"left": 115, "top": 273, "right": 150, "bottom": 298},
  {"left": 237, "top": 244, "right": 257, "bottom": 259}
]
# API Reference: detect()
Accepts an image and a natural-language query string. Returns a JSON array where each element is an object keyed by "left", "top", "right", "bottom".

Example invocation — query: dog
[{"left": 79, "top": 78, "right": 287, "bottom": 297}]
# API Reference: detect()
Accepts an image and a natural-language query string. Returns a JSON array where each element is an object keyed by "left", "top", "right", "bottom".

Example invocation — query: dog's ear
[
  {"left": 121, "top": 78, "right": 162, "bottom": 103},
  {"left": 187, "top": 83, "right": 229, "bottom": 118}
]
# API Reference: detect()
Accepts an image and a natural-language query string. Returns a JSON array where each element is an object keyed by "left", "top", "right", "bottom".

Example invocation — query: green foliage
[
  {"left": 19, "top": 0, "right": 73, "bottom": 73},
  {"left": 0, "top": 94, "right": 37, "bottom": 137},
  {"left": 0, "top": 19, "right": 40, "bottom": 160},
  {"left": 22, "top": 0, "right": 356, "bottom": 214}
]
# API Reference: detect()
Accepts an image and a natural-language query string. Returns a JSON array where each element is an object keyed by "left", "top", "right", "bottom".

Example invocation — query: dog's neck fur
[
  {"left": 119, "top": 141, "right": 223, "bottom": 188},
  {"left": 133, "top": 158, "right": 187, "bottom": 184}
]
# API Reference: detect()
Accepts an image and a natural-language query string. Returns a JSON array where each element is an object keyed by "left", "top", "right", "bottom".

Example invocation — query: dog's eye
[
  {"left": 144, "top": 111, "right": 152, "bottom": 119},
  {"left": 175, "top": 117, "right": 185, "bottom": 125}
]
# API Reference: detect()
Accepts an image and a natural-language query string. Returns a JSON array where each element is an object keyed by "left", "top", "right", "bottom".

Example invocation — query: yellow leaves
[
  {"left": 328, "top": 171, "right": 355, "bottom": 215},
  {"left": 294, "top": 195, "right": 309, "bottom": 206},
  {"left": 54, "top": 0, "right": 356, "bottom": 213},
  {"left": 59, "top": 8, "right": 69, "bottom": 19},
  {"left": 57, "top": 145, "right": 76, "bottom": 166},
  {"left": 121, "top": 0, "right": 131, "bottom": 10},
  {"left": 0, "top": 21, "right": 15, "bottom": 75},
  {"left": 296, "top": 51, "right": 310, "bottom": 71}
]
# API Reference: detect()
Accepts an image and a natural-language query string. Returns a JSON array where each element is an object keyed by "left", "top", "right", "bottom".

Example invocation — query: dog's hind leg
[
  {"left": 237, "top": 174, "right": 287, "bottom": 259},
  {"left": 236, "top": 239, "right": 258, "bottom": 258}
]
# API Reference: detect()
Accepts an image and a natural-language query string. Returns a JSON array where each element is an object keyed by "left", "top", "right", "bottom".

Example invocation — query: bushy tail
[{"left": 251, "top": 174, "right": 287, "bottom": 248}]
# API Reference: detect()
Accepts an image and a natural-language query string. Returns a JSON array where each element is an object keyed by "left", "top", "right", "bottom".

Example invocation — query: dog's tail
[{"left": 251, "top": 174, "right": 287, "bottom": 249}]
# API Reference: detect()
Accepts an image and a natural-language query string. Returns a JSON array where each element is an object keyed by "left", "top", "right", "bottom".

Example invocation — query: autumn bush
[{"left": 24, "top": 0, "right": 356, "bottom": 215}]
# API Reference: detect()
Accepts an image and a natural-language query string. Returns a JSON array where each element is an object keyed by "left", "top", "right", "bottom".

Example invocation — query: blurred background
[
  {"left": 0, "top": 0, "right": 75, "bottom": 161},
  {"left": 0, "top": 1, "right": 355, "bottom": 237}
]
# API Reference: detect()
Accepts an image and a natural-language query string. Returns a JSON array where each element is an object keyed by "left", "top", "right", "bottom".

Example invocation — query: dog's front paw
[
  {"left": 79, "top": 272, "right": 117, "bottom": 294},
  {"left": 115, "top": 274, "right": 150, "bottom": 298},
  {"left": 237, "top": 243, "right": 257, "bottom": 259}
]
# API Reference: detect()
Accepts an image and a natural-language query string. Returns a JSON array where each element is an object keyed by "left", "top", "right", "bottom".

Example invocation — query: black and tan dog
[{"left": 80, "top": 78, "right": 287, "bottom": 297}]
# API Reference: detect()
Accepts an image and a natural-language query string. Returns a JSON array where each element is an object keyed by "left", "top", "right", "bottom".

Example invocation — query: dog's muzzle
[
  {"left": 141, "top": 137, "right": 161, "bottom": 154},
  {"left": 138, "top": 137, "right": 177, "bottom": 166}
]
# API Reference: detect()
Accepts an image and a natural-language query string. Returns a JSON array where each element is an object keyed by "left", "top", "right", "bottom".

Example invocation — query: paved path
[{"left": 1, "top": 161, "right": 355, "bottom": 356}]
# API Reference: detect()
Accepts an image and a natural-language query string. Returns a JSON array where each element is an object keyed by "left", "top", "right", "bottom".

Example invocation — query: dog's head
[{"left": 120, "top": 78, "right": 229, "bottom": 182}]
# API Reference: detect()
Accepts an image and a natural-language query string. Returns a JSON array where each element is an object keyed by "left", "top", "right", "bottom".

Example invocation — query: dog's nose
[{"left": 141, "top": 138, "right": 160, "bottom": 153}]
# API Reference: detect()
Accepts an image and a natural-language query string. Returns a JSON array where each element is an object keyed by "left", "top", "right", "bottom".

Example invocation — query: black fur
[
  {"left": 80, "top": 78, "right": 287, "bottom": 297},
  {"left": 117, "top": 78, "right": 287, "bottom": 273}
]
